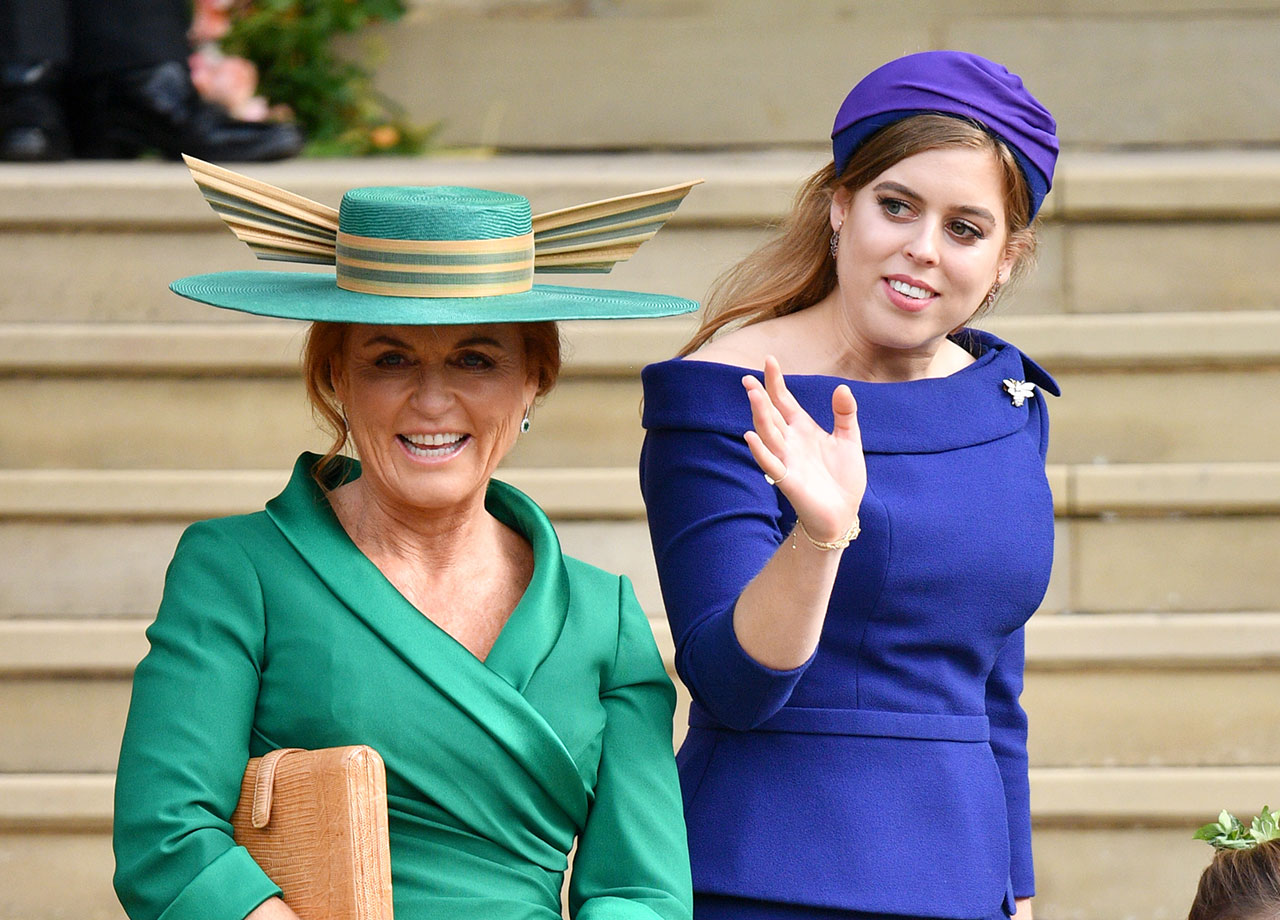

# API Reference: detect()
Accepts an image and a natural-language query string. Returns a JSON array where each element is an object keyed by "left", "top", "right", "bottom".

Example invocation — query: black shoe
[
  {"left": 1, "top": 61, "right": 71, "bottom": 161},
  {"left": 72, "top": 60, "right": 304, "bottom": 161}
]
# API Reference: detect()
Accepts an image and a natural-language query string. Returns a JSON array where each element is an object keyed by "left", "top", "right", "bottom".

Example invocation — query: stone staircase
[
  {"left": 4, "top": 0, "right": 1280, "bottom": 910},
  {"left": 3, "top": 147, "right": 1279, "bottom": 918}
]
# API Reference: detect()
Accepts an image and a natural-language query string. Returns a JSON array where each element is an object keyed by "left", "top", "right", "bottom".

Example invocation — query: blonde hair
[
  {"left": 680, "top": 114, "right": 1038, "bottom": 356},
  {"left": 302, "top": 321, "right": 562, "bottom": 485}
]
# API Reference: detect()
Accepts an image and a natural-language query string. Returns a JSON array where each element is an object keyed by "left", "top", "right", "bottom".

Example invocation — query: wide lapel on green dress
[
  {"left": 477, "top": 478, "right": 570, "bottom": 694},
  {"left": 263, "top": 454, "right": 589, "bottom": 827}
]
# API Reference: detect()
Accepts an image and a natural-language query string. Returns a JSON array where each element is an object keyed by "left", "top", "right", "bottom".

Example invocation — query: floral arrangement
[
  {"left": 190, "top": 1, "right": 271, "bottom": 122},
  {"left": 189, "top": 0, "right": 432, "bottom": 155},
  {"left": 1195, "top": 806, "right": 1280, "bottom": 851}
]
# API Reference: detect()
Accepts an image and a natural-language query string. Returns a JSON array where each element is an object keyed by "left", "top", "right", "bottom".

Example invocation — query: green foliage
[
  {"left": 1194, "top": 806, "right": 1280, "bottom": 851},
  {"left": 222, "top": 0, "right": 435, "bottom": 156}
]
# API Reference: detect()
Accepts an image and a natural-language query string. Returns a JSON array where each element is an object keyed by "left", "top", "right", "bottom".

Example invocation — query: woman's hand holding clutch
[{"left": 246, "top": 898, "right": 303, "bottom": 920}]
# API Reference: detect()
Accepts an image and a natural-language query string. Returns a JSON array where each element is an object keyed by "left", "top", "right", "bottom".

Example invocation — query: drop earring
[
  {"left": 983, "top": 278, "right": 1003, "bottom": 310},
  {"left": 520, "top": 406, "right": 531, "bottom": 434},
  {"left": 829, "top": 227, "right": 841, "bottom": 260}
]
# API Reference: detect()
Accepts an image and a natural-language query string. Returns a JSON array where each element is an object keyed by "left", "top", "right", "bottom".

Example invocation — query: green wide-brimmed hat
[{"left": 170, "top": 156, "right": 701, "bottom": 324}]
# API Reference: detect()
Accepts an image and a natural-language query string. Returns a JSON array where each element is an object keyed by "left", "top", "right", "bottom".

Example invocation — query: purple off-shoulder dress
[{"left": 639, "top": 330, "right": 1059, "bottom": 920}]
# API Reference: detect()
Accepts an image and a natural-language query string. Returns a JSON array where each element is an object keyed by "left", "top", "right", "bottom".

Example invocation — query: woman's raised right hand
[{"left": 742, "top": 355, "right": 867, "bottom": 545}]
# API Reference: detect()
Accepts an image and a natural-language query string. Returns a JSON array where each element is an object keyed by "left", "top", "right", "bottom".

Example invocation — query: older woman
[
  {"left": 639, "top": 52, "right": 1059, "bottom": 919},
  {"left": 113, "top": 165, "right": 697, "bottom": 920}
]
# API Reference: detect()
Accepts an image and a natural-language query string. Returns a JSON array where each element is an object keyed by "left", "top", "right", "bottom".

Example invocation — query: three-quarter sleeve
[
  {"left": 985, "top": 626, "right": 1035, "bottom": 898},
  {"left": 567, "top": 576, "right": 693, "bottom": 920},
  {"left": 113, "top": 521, "right": 282, "bottom": 920},
  {"left": 639, "top": 424, "right": 812, "bottom": 730}
]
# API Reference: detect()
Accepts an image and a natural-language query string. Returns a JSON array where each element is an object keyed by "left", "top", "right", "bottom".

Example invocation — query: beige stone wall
[
  {"left": 359, "top": 0, "right": 1280, "bottom": 149},
  {"left": 4, "top": 146, "right": 1280, "bottom": 917}
]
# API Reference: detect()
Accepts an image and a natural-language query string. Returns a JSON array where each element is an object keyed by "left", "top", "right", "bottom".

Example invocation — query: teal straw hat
[{"left": 171, "top": 156, "right": 701, "bottom": 324}]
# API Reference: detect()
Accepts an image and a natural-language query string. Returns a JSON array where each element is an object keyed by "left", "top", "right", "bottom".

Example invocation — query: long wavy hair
[
  {"left": 302, "top": 321, "right": 562, "bottom": 486},
  {"left": 1188, "top": 840, "right": 1280, "bottom": 920},
  {"left": 679, "top": 114, "right": 1039, "bottom": 356}
]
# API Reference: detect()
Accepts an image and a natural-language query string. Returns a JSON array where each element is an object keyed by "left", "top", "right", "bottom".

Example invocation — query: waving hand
[{"left": 742, "top": 356, "right": 867, "bottom": 545}]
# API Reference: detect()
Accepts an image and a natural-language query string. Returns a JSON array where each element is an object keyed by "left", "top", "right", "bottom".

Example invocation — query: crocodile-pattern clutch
[{"left": 232, "top": 746, "right": 393, "bottom": 920}]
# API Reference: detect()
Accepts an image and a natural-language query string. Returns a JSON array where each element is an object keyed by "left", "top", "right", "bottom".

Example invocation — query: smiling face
[
  {"left": 331, "top": 323, "right": 539, "bottom": 517},
  {"left": 829, "top": 144, "right": 1018, "bottom": 367}
]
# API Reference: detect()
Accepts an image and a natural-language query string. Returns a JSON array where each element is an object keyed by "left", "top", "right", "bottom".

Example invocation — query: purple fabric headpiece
[{"left": 831, "top": 51, "right": 1058, "bottom": 219}]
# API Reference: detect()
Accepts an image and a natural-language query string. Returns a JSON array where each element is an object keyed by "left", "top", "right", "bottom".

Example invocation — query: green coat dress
[{"left": 113, "top": 454, "right": 692, "bottom": 920}]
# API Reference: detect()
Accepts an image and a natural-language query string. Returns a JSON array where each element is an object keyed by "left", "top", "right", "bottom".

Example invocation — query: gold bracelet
[{"left": 796, "top": 517, "right": 860, "bottom": 551}]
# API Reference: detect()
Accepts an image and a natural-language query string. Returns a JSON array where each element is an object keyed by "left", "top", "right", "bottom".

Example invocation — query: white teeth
[
  {"left": 888, "top": 279, "right": 933, "bottom": 300},
  {"left": 403, "top": 433, "right": 463, "bottom": 447},
  {"left": 400, "top": 433, "right": 466, "bottom": 458}
]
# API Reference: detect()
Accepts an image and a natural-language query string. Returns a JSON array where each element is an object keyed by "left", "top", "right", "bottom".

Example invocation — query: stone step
[
  {"left": 363, "top": 0, "right": 1280, "bottom": 151},
  {"left": 2, "top": 151, "right": 1279, "bottom": 320},
  {"left": 3, "top": 764, "right": 1277, "bottom": 920},
  {"left": 2, "top": 462, "right": 1279, "bottom": 622},
  {"left": 4, "top": 312, "right": 1280, "bottom": 468},
  {"left": 8, "top": 311, "right": 1280, "bottom": 373},
  {"left": 5, "top": 605, "right": 1280, "bottom": 772}
]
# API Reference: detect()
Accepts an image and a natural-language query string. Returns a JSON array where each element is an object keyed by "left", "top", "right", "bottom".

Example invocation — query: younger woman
[{"left": 640, "top": 51, "right": 1060, "bottom": 920}]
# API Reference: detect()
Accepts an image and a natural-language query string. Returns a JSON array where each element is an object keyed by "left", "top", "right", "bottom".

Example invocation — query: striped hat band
[
  {"left": 334, "top": 230, "right": 535, "bottom": 298},
  {"left": 173, "top": 156, "right": 704, "bottom": 323}
]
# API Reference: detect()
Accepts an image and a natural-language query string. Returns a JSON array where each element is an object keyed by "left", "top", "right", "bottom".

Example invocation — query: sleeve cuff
[
  {"left": 576, "top": 895, "right": 690, "bottom": 920},
  {"left": 157, "top": 846, "right": 283, "bottom": 920},
  {"left": 1011, "top": 861, "right": 1036, "bottom": 900}
]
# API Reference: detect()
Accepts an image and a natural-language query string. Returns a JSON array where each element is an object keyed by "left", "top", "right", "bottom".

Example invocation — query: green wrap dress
[{"left": 113, "top": 454, "right": 692, "bottom": 920}]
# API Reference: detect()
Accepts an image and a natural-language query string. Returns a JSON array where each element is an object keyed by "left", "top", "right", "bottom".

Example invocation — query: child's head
[
  {"left": 1190, "top": 809, "right": 1280, "bottom": 920},
  {"left": 1188, "top": 841, "right": 1280, "bottom": 920}
]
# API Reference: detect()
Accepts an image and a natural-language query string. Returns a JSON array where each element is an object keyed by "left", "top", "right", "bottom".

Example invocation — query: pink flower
[
  {"left": 189, "top": 0, "right": 235, "bottom": 43},
  {"left": 189, "top": 46, "right": 267, "bottom": 122},
  {"left": 232, "top": 96, "right": 271, "bottom": 123}
]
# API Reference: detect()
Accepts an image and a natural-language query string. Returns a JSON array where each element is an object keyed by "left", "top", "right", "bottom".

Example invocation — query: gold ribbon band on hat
[{"left": 334, "top": 230, "right": 535, "bottom": 298}]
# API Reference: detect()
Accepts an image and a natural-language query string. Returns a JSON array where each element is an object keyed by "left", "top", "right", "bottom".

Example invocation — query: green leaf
[
  {"left": 1195, "top": 810, "right": 1244, "bottom": 848},
  {"left": 1250, "top": 805, "right": 1280, "bottom": 844},
  {"left": 1195, "top": 807, "right": 1280, "bottom": 850}
]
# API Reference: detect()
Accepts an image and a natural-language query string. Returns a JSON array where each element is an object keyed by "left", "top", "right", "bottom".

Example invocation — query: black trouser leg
[
  {"left": 69, "top": 0, "right": 189, "bottom": 77},
  {"left": 0, "top": 0, "right": 74, "bottom": 159},
  {"left": 0, "top": 0, "right": 72, "bottom": 67}
]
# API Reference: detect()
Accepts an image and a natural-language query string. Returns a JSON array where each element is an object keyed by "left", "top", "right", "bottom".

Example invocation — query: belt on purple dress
[{"left": 689, "top": 705, "right": 990, "bottom": 742}]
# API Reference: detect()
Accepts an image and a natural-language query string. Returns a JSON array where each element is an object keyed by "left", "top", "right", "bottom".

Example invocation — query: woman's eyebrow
[
  {"left": 361, "top": 334, "right": 412, "bottom": 349},
  {"left": 873, "top": 180, "right": 922, "bottom": 201},
  {"left": 453, "top": 335, "right": 504, "bottom": 349},
  {"left": 358, "top": 334, "right": 505, "bottom": 352},
  {"left": 954, "top": 204, "right": 997, "bottom": 224},
  {"left": 873, "top": 181, "right": 997, "bottom": 224}
]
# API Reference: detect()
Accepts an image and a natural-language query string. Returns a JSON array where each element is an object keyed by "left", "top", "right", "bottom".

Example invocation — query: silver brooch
[{"left": 1002, "top": 378, "right": 1036, "bottom": 407}]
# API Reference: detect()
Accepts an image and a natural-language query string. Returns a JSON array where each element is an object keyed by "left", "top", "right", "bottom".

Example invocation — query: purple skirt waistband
[{"left": 689, "top": 705, "right": 991, "bottom": 743}]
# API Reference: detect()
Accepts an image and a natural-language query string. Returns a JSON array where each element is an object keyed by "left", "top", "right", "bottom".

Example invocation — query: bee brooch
[{"left": 1002, "top": 378, "right": 1037, "bottom": 408}]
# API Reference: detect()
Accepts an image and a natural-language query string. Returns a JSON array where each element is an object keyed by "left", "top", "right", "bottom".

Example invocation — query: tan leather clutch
[{"left": 231, "top": 746, "right": 394, "bottom": 920}]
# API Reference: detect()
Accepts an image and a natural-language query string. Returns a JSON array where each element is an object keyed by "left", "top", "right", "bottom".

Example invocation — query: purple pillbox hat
[{"left": 831, "top": 50, "right": 1059, "bottom": 219}]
